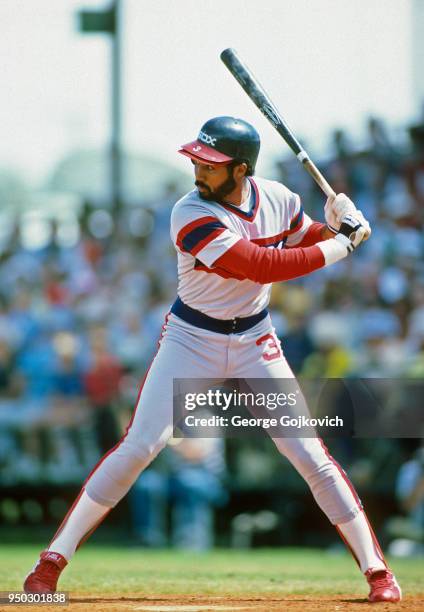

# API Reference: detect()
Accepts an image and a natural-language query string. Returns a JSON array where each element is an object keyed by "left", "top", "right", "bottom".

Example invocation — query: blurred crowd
[
  {"left": 0, "top": 116, "right": 423, "bottom": 551},
  {"left": 0, "top": 195, "right": 178, "bottom": 485}
]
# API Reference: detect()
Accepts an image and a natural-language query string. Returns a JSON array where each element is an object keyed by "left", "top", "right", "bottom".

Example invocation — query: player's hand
[
  {"left": 351, "top": 209, "right": 371, "bottom": 240},
  {"left": 325, "top": 194, "right": 371, "bottom": 240},
  {"left": 331, "top": 193, "right": 357, "bottom": 223},
  {"left": 334, "top": 213, "right": 367, "bottom": 252},
  {"left": 324, "top": 195, "right": 340, "bottom": 233}
]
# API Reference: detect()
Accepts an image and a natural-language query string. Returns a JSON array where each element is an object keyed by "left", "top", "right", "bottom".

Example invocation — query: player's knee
[
  {"left": 85, "top": 438, "right": 167, "bottom": 507},
  {"left": 288, "top": 448, "right": 333, "bottom": 482},
  {"left": 119, "top": 437, "right": 166, "bottom": 469},
  {"left": 276, "top": 437, "right": 333, "bottom": 480}
]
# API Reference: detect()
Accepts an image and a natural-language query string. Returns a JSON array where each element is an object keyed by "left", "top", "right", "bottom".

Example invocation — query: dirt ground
[{"left": 5, "top": 593, "right": 423, "bottom": 612}]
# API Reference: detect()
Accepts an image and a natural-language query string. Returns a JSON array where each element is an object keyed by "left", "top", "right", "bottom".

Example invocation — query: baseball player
[{"left": 24, "top": 117, "right": 401, "bottom": 603}]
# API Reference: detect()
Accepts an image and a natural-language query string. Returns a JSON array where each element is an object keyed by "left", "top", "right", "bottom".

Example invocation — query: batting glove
[
  {"left": 332, "top": 193, "right": 357, "bottom": 223},
  {"left": 325, "top": 194, "right": 371, "bottom": 240},
  {"left": 324, "top": 196, "right": 340, "bottom": 233},
  {"left": 334, "top": 213, "right": 367, "bottom": 252},
  {"left": 325, "top": 193, "right": 357, "bottom": 231},
  {"left": 351, "top": 209, "right": 371, "bottom": 240}
]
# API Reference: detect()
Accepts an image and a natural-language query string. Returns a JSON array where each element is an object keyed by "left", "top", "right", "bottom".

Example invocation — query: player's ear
[{"left": 233, "top": 162, "right": 248, "bottom": 179}]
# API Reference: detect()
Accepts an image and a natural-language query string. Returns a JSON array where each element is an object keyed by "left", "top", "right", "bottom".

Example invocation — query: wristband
[
  {"left": 316, "top": 238, "right": 349, "bottom": 266},
  {"left": 335, "top": 233, "right": 355, "bottom": 253}
]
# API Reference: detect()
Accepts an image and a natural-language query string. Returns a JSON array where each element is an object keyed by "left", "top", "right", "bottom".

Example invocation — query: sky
[{"left": 0, "top": 0, "right": 416, "bottom": 188}]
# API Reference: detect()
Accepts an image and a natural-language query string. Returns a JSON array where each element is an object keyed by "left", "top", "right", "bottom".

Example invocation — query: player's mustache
[{"left": 195, "top": 180, "right": 210, "bottom": 191}]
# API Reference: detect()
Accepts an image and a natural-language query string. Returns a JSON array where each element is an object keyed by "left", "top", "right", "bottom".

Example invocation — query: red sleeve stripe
[
  {"left": 176, "top": 215, "right": 219, "bottom": 250},
  {"left": 190, "top": 228, "right": 226, "bottom": 255},
  {"left": 251, "top": 216, "right": 305, "bottom": 247},
  {"left": 288, "top": 210, "right": 305, "bottom": 234},
  {"left": 290, "top": 206, "right": 304, "bottom": 230},
  {"left": 176, "top": 216, "right": 221, "bottom": 250}
]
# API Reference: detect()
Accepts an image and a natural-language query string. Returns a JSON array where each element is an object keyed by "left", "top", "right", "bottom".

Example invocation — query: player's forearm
[
  {"left": 289, "top": 222, "right": 334, "bottom": 247},
  {"left": 214, "top": 238, "right": 325, "bottom": 283},
  {"left": 321, "top": 225, "right": 336, "bottom": 240}
]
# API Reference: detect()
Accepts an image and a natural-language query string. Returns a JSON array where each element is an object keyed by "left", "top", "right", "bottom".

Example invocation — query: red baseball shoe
[
  {"left": 23, "top": 551, "right": 68, "bottom": 593},
  {"left": 365, "top": 568, "right": 402, "bottom": 603}
]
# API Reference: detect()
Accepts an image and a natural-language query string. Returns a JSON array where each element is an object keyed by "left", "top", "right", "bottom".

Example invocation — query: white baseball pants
[{"left": 84, "top": 313, "right": 362, "bottom": 526}]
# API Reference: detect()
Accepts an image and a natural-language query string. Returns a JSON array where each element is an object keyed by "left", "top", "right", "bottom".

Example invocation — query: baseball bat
[{"left": 220, "top": 48, "right": 336, "bottom": 200}]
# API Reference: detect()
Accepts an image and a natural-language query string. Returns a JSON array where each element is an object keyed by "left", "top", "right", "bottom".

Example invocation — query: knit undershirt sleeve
[
  {"left": 213, "top": 238, "right": 325, "bottom": 284},
  {"left": 289, "top": 221, "right": 327, "bottom": 247}
]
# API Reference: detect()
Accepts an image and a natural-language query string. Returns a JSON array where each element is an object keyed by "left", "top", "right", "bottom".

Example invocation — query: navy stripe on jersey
[
  {"left": 290, "top": 206, "right": 304, "bottom": 230},
  {"left": 181, "top": 220, "right": 226, "bottom": 254}
]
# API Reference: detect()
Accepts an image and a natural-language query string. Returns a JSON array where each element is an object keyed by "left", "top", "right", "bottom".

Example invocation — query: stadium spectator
[
  {"left": 84, "top": 325, "right": 124, "bottom": 453},
  {"left": 387, "top": 442, "right": 424, "bottom": 557},
  {"left": 130, "top": 436, "right": 227, "bottom": 550}
]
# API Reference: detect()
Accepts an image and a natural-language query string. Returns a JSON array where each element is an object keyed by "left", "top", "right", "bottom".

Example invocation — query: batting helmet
[{"left": 179, "top": 116, "right": 260, "bottom": 175}]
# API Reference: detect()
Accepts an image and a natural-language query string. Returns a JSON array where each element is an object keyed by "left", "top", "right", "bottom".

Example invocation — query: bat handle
[{"left": 303, "top": 159, "right": 336, "bottom": 199}]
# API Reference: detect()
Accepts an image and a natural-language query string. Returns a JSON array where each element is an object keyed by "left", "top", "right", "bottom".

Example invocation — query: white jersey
[{"left": 170, "top": 176, "right": 313, "bottom": 319}]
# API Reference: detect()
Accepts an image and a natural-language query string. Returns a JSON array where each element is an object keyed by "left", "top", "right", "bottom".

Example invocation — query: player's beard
[{"left": 195, "top": 170, "right": 237, "bottom": 204}]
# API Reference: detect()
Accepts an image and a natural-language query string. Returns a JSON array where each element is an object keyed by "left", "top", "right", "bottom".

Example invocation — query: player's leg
[
  {"left": 271, "top": 435, "right": 401, "bottom": 602},
  {"left": 230, "top": 316, "right": 401, "bottom": 602},
  {"left": 24, "top": 314, "right": 227, "bottom": 592}
]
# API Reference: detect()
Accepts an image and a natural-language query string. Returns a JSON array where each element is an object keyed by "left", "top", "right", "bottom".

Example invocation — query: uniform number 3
[{"left": 256, "top": 333, "right": 281, "bottom": 362}]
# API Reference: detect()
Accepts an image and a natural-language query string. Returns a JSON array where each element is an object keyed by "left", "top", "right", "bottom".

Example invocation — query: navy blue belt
[{"left": 171, "top": 297, "right": 268, "bottom": 335}]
